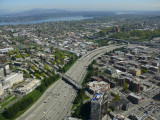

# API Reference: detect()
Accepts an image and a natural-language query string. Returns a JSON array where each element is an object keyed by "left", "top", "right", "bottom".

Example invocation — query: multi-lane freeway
[{"left": 17, "top": 45, "right": 124, "bottom": 120}]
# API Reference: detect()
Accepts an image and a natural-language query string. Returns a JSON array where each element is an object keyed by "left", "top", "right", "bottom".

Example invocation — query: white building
[
  {"left": 0, "top": 67, "right": 4, "bottom": 79},
  {"left": 2, "top": 73, "right": 24, "bottom": 89},
  {"left": 17, "top": 79, "right": 41, "bottom": 95},
  {"left": 0, "top": 83, "right": 4, "bottom": 96},
  {"left": 0, "top": 47, "right": 14, "bottom": 53}
]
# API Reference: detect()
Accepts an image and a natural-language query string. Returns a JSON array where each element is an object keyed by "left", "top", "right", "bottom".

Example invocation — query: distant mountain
[
  {"left": 0, "top": 10, "right": 16, "bottom": 16},
  {"left": 0, "top": 8, "right": 68, "bottom": 17},
  {"left": 0, "top": 9, "right": 116, "bottom": 23},
  {"left": 116, "top": 10, "right": 160, "bottom": 16}
]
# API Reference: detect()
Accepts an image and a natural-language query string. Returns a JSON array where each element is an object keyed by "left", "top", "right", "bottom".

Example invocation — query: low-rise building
[
  {"left": 127, "top": 93, "right": 142, "bottom": 104},
  {"left": 17, "top": 79, "right": 41, "bottom": 94},
  {"left": 129, "top": 68, "right": 141, "bottom": 76},
  {"left": 87, "top": 81, "right": 110, "bottom": 94},
  {"left": 110, "top": 98, "right": 130, "bottom": 111}
]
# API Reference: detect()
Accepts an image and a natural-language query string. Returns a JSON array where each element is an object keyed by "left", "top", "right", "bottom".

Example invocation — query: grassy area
[
  {"left": 71, "top": 95, "right": 90, "bottom": 110},
  {"left": 64, "top": 58, "right": 77, "bottom": 73},
  {"left": 81, "top": 70, "right": 91, "bottom": 86},
  {"left": 72, "top": 90, "right": 90, "bottom": 110},
  {"left": 72, "top": 102, "right": 91, "bottom": 120},
  {"left": 0, "top": 90, "right": 42, "bottom": 120},
  {"left": 0, "top": 96, "right": 17, "bottom": 109},
  {"left": 72, "top": 104, "right": 78, "bottom": 110},
  {"left": 0, "top": 78, "right": 59, "bottom": 120},
  {"left": 0, "top": 95, "right": 12, "bottom": 105},
  {"left": 12, "top": 90, "right": 42, "bottom": 119},
  {"left": 0, "top": 52, "right": 77, "bottom": 120}
]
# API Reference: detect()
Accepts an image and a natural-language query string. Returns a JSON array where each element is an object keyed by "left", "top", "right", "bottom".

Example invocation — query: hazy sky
[{"left": 0, "top": 0, "right": 160, "bottom": 11}]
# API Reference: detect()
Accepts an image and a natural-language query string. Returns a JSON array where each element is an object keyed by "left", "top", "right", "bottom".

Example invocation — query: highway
[{"left": 17, "top": 45, "right": 124, "bottom": 120}]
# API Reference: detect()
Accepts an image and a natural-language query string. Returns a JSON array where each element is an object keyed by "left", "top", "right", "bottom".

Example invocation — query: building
[
  {"left": 2, "top": 73, "right": 24, "bottom": 89},
  {"left": 0, "top": 54, "right": 7, "bottom": 63},
  {"left": 91, "top": 76, "right": 102, "bottom": 82},
  {"left": 113, "top": 114, "right": 131, "bottom": 120},
  {"left": 110, "top": 98, "right": 130, "bottom": 111},
  {"left": 65, "top": 117, "right": 82, "bottom": 120},
  {"left": 0, "top": 83, "right": 4, "bottom": 96},
  {"left": 129, "top": 68, "right": 141, "bottom": 76},
  {"left": 105, "top": 67, "right": 118, "bottom": 77},
  {"left": 90, "top": 92, "right": 105, "bottom": 120},
  {"left": 0, "top": 47, "right": 14, "bottom": 53},
  {"left": 17, "top": 79, "right": 41, "bottom": 95},
  {"left": 112, "top": 26, "right": 120, "bottom": 33},
  {"left": 126, "top": 54, "right": 135, "bottom": 60},
  {"left": 4, "top": 64, "right": 11, "bottom": 76},
  {"left": 87, "top": 81, "right": 110, "bottom": 94},
  {"left": 0, "top": 67, "right": 5, "bottom": 79},
  {"left": 129, "top": 80, "right": 141, "bottom": 93},
  {"left": 127, "top": 93, "right": 142, "bottom": 104}
]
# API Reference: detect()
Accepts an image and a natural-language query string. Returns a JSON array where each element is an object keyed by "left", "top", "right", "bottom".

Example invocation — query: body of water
[{"left": 0, "top": 16, "right": 92, "bottom": 25}]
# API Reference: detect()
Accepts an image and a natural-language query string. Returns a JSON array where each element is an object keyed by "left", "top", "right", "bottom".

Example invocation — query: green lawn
[
  {"left": 81, "top": 70, "right": 91, "bottom": 86},
  {"left": 13, "top": 90, "right": 43, "bottom": 119},
  {"left": 0, "top": 90, "right": 42, "bottom": 120},
  {"left": 0, "top": 96, "right": 17, "bottom": 109},
  {"left": 0, "top": 95, "right": 12, "bottom": 105},
  {"left": 71, "top": 90, "right": 90, "bottom": 111},
  {"left": 71, "top": 95, "right": 90, "bottom": 110},
  {"left": 64, "top": 58, "right": 77, "bottom": 73},
  {"left": 0, "top": 53, "right": 77, "bottom": 120}
]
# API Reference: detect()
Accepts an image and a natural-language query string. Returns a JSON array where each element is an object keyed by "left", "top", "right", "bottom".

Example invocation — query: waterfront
[{"left": 0, "top": 16, "right": 92, "bottom": 25}]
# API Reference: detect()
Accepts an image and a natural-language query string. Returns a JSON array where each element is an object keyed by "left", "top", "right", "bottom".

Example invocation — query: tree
[
  {"left": 44, "top": 64, "right": 50, "bottom": 71},
  {"left": 32, "top": 66, "right": 36, "bottom": 71},
  {"left": 41, "top": 73, "right": 46, "bottom": 77},
  {"left": 16, "top": 54, "right": 22, "bottom": 58},
  {"left": 52, "top": 61, "right": 56, "bottom": 65},
  {"left": 24, "top": 72, "right": 30, "bottom": 78},
  {"left": 141, "top": 69, "right": 147, "bottom": 73},
  {"left": 34, "top": 73, "right": 40, "bottom": 79},
  {"left": 11, "top": 56, "right": 16, "bottom": 60},
  {"left": 123, "top": 82, "right": 129, "bottom": 92}
]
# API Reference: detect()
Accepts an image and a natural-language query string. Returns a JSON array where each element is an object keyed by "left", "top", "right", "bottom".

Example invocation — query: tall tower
[{"left": 90, "top": 93, "right": 104, "bottom": 120}]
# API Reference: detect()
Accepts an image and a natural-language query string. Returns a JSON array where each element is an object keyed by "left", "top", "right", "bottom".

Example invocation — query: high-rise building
[
  {"left": 0, "top": 83, "right": 4, "bottom": 96},
  {"left": 90, "top": 92, "right": 108, "bottom": 120},
  {"left": 0, "top": 67, "right": 5, "bottom": 79},
  {"left": 3, "top": 64, "right": 11, "bottom": 76}
]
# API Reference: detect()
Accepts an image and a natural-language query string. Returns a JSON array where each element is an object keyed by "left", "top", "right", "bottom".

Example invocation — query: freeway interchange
[{"left": 16, "top": 45, "right": 124, "bottom": 120}]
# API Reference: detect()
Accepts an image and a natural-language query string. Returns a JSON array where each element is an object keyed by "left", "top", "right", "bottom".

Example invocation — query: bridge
[{"left": 62, "top": 74, "right": 82, "bottom": 89}]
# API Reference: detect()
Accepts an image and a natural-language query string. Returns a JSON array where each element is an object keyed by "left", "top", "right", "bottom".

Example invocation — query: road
[{"left": 17, "top": 45, "right": 124, "bottom": 120}]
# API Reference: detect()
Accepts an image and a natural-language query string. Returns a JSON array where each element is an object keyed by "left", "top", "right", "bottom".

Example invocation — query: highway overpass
[{"left": 17, "top": 45, "right": 125, "bottom": 120}]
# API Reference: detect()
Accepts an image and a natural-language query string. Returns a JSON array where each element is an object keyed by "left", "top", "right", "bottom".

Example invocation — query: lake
[{"left": 0, "top": 16, "right": 92, "bottom": 25}]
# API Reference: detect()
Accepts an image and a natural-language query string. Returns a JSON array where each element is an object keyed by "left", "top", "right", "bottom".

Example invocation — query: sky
[{"left": 0, "top": 0, "right": 160, "bottom": 11}]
